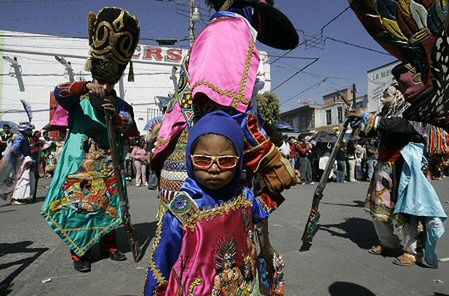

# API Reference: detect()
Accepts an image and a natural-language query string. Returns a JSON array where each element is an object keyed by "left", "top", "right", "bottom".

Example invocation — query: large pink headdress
[{"left": 188, "top": 16, "right": 261, "bottom": 113}]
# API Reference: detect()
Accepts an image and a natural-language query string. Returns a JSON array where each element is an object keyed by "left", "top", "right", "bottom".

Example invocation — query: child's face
[{"left": 191, "top": 134, "right": 238, "bottom": 191}]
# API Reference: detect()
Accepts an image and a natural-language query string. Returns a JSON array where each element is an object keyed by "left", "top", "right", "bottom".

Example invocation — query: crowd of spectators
[
  {"left": 279, "top": 132, "right": 449, "bottom": 184},
  {"left": 123, "top": 135, "right": 157, "bottom": 190},
  {"left": 279, "top": 134, "right": 380, "bottom": 184},
  {"left": 0, "top": 123, "right": 161, "bottom": 205}
]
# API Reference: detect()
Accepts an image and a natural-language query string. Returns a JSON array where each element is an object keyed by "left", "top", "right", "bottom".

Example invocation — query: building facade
[
  {"left": 280, "top": 88, "right": 368, "bottom": 133},
  {"left": 0, "top": 31, "right": 272, "bottom": 131}
]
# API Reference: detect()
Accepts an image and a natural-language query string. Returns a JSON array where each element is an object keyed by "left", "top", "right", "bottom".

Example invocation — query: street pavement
[{"left": 1, "top": 178, "right": 449, "bottom": 296}]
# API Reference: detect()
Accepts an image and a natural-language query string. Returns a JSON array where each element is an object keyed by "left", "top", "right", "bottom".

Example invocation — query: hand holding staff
[
  {"left": 103, "top": 101, "right": 142, "bottom": 263},
  {"left": 300, "top": 84, "right": 358, "bottom": 251}
]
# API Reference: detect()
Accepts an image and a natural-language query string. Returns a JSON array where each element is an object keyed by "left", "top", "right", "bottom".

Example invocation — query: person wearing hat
[
  {"left": 0, "top": 124, "right": 14, "bottom": 159},
  {"left": 148, "top": 1, "right": 298, "bottom": 294},
  {"left": 41, "top": 7, "right": 140, "bottom": 273},
  {"left": 204, "top": 0, "right": 299, "bottom": 50},
  {"left": 347, "top": 84, "right": 446, "bottom": 268},
  {"left": 8, "top": 122, "right": 35, "bottom": 205}
]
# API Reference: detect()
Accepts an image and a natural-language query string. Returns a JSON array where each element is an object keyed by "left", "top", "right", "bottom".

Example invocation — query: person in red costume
[{"left": 296, "top": 136, "right": 314, "bottom": 184}]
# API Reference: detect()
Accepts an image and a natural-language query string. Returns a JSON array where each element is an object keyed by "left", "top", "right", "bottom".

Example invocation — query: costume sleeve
[
  {"left": 54, "top": 81, "right": 89, "bottom": 112},
  {"left": 361, "top": 113, "right": 418, "bottom": 136},
  {"left": 296, "top": 144, "right": 307, "bottom": 155},
  {"left": 244, "top": 188, "right": 270, "bottom": 224},
  {"left": 144, "top": 212, "right": 183, "bottom": 296},
  {"left": 376, "top": 116, "right": 419, "bottom": 134},
  {"left": 11, "top": 135, "right": 24, "bottom": 154}
]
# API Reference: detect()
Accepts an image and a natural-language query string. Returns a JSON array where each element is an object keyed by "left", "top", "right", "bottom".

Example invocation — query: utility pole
[
  {"left": 119, "top": 76, "right": 125, "bottom": 100},
  {"left": 3, "top": 56, "right": 25, "bottom": 92},
  {"left": 55, "top": 56, "right": 74, "bottom": 82},
  {"left": 189, "top": 0, "right": 201, "bottom": 47},
  {"left": 189, "top": 0, "right": 195, "bottom": 46},
  {"left": 352, "top": 83, "right": 357, "bottom": 108}
]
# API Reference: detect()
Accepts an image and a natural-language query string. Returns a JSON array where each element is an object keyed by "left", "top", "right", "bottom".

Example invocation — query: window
[
  {"left": 326, "top": 110, "right": 332, "bottom": 125},
  {"left": 337, "top": 106, "right": 343, "bottom": 123}
]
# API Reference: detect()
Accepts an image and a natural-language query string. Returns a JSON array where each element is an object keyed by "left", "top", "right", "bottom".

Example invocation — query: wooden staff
[
  {"left": 104, "top": 111, "right": 142, "bottom": 263},
  {"left": 300, "top": 84, "right": 357, "bottom": 251}
]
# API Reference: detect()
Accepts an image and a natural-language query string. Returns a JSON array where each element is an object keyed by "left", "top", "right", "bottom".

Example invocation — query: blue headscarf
[
  {"left": 210, "top": 7, "right": 254, "bottom": 25},
  {"left": 183, "top": 110, "right": 244, "bottom": 201}
]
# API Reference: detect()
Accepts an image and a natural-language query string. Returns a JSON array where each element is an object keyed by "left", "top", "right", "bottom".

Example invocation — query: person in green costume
[{"left": 41, "top": 7, "right": 140, "bottom": 273}]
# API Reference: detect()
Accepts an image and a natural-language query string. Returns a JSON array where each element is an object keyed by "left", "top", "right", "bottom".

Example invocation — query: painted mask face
[
  {"left": 381, "top": 86, "right": 396, "bottom": 106},
  {"left": 86, "top": 7, "right": 140, "bottom": 84}
]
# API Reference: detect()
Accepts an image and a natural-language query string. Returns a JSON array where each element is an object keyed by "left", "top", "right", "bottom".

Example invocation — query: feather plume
[
  {"left": 20, "top": 100, "right": 33, "bottom": 122},
  {"left": 87, "top": 12, "right": 97, "bottom": 46}
]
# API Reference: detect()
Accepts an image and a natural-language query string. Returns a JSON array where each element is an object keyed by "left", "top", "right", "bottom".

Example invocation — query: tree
[{"left": 257, "top": 91, "right": 280, "bottom": 126}]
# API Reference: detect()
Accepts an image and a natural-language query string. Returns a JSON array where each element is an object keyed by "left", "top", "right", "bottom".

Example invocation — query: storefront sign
[
  {"left": 132, "top": 45, "right": 187, "bottom": 64},
  {"left": 367, "top": 60, "right": 400, "bottom": 113}
]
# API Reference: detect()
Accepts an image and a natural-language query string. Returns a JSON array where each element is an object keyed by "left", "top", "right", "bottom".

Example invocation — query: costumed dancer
[
  {"left": 146, "top": 0, "right": 298, "bottom": 294},
  {"left": 3, "top": 122, "right": 35, "bottom": 205},
  {"left": 145, "top": 111, "right": 274, "bottom": 295},
  {"left": 41, "top": 7, "right": 140, "bottom": 272},
  {"left": 348, "top": 84, "right": 446, "bottom": 268}
]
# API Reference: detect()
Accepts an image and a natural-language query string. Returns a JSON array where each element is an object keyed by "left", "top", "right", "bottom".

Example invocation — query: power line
[
  {"left": 272, "top": 58, "right": 320, "bottom": 91},
  {"left": 0, "top": 0, "right": 84, "bottom": 3},
  {"left": 0, "top": 29, "right": 186, "bottom": 35},
  {"left": 271, "top": 43, "right": 303, "bottom": 65},
  {"left": 282, "top": 78, "right": 328, "bottom": 106},
  {"left": 0, "top": 15, "right": 85, "bottom": 21},
  {"left": 326, "top": 37, "right": 392, "bottom": 56},
  {"left": 269, "top": 55, "right": 318, "bottom": 60},
  {"left": 273, "top": 6, "right": 350, "bottom": 64},
  {"left": 320, "top": 6, "right": 351, "bottom": 32},
  {"left": 0, "top": 34, "right": 189, "bottom": 42},
  {"left": 302, "top": 71, "right": 353, "bottom": 81}
]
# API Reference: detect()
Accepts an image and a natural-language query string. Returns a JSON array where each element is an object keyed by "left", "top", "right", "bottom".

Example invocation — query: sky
[{"left": 0, "top": 0, "right": 397, "bottom": 112}]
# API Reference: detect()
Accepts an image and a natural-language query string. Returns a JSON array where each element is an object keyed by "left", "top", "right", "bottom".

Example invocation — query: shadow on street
[
  {"left": 117, "top": 221, "right": 158, "bottom": 257},
  {"left": 0, "top": 241, "right": 48, "bottom": 296},
  {"left": 329, "top": 281, "right": 376, "bottom": 296},
  {"left": 319, "top": 217, "right": 378, "bottom": 250},
  {"left": 85, "top": 221, "right": 158, "bottom": 264},
  {"left": 322, "top": 200, "right": 365, "bottom": 208}
]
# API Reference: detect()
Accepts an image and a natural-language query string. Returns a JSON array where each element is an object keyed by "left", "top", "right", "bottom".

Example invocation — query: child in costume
[
  {"left": 144, "top": 111, "right": 281, "bottom": 296},
  {"left": 149, "top": 2, "right": 298, "bottom": 289}
]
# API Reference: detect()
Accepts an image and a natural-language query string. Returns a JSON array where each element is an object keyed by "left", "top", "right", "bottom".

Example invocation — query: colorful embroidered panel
[
  {"left": 41, "top": 98, "right": 126, "bottom": 256},
  {"left": 166, "top": 196, "right": 258, "bottom": 295}
]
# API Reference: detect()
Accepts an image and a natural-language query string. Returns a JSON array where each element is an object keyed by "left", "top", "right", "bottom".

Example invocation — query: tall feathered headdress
[{"left": 20, "top": 99, "right": 33, "bottom": 122}]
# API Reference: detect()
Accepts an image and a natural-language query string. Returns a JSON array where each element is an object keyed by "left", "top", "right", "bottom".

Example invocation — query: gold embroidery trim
[
  {"left": 155, "top": 137, "right": 170, "bottom": 148},
  {"left": 365, "top": 115, "right": 377, "bottom": 136},
  {"left": 243, "top": 138, "right": 271, "bottom": 154},
  {"left": 42, "top": 209, "right": 122, "bottom": 255},
  {"left": 147, "top": 218, "right": 168, "bottom": 285},
  {"left": 184, "top": 194, "right": 252, "bottom": 231},
  {"left": 257, "top": 194, "right": 271, "bottom": 212},
  {"left": 64, "top": 226, "right": 118, "bottom": 232},
  {"left": 191, "top": 37, "right": 255, "bottom": 108}
]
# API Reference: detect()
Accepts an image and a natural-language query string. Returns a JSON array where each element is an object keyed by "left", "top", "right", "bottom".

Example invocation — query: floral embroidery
[{"left": 49, "top": 138, "right": 118, "bottom": 217}]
